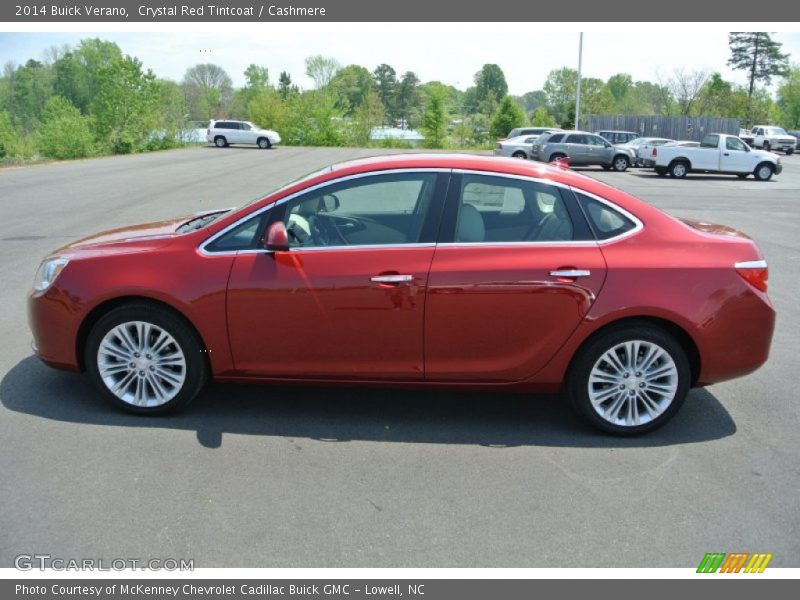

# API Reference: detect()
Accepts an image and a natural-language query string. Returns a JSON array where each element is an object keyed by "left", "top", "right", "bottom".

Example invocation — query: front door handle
[
  {"left": 550, "top": 269, "right": 591, "bottom": 278},
  {"left": 371, "top": 274, "right": 414, "bottom": 284}
]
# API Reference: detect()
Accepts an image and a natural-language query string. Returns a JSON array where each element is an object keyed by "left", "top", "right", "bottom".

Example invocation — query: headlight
[{"left": 33, "top": 257, "right": 69, "bottom": 292}]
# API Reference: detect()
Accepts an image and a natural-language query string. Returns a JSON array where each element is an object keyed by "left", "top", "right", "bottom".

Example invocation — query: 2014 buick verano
[{"left": 27, "top": 154, "right": 775, "bottom": 434}]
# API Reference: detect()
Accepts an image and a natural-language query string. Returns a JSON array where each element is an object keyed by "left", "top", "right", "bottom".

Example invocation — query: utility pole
[{"left": 575, "top": 32, "right": 583, "bottom": 130}]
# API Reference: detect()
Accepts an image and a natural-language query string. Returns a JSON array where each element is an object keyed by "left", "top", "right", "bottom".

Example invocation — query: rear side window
[
  {"left": 546, "top": 133, "right": 564, "bottom": 143},
  {"left": 566, "top": 134, "right": 587, "bottom": 144},
  {"left": 575, "top": 193, "right": 638, "bottom": 241},
  {"left": 701, "top": 135, "right": 719, "bottom": 148}
]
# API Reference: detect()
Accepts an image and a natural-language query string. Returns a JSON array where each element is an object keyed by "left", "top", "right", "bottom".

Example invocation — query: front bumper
[
  {"left": 775, "top": 163, "right": 783, "bottom": 175},
  {"left": 27, "top": 287, "right": 82, "bottom": 372}
]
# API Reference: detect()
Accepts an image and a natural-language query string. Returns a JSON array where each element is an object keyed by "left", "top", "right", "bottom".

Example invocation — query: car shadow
[
  {"left": 631, "top": 172, "right": 771, "bottom": 182},
  {"left": 202, "top": 145, "right": 277, "bottom": 151},
  {"left": 1, "top": 356, "right": 736, "bottom": 449}
]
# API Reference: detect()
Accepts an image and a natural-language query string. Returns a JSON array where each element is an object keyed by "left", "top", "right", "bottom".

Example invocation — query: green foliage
[
  {"left": 0, "top": 110, "right": 17, "bottom": 158},
  {"left": 373, "top": 64, "right": 398, "bottom": 123},
  {"left": 349, "top": 90, "right": 385, "bottom": 146},
  {"left": 420, "top": 86, "right": 449, "bottom": 149},
  {"left": 53, "top": 38, "right": 122, "bottom": 113},
  {"left": 305, "top": 55, "right": 341, "bottom": 89},
  {"left": 530, "top": 106, "right": 557, "bottom": 127},
  {"left": 474, "top": 64, "right": 508, "bottom": 110},
  {"left": 777, "top": 66, "right": 800, "bottom": 128},
  {"left": 92, "top": 55, "right": 160, "bottom": 153},
  {"left": 330, "top": 65, "right": 374, "bottom": 115},
  {"left": 490, "top": 96, "right": 525, "bottom": 138},
  {"left": 37, "top": 96, "right": 94, "bottom": 159},
  {"left": 182, "top": 63, "right": 233, "bottom": 121},
  {"left": 5, "top": 59, "right": 54, "bottom": 132}
]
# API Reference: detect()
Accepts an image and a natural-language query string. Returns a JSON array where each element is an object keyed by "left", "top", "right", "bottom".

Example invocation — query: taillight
[
  {"left": 652, "top": 147, "right": 657, "bottom": 156},
  {"left": 206, "top": 128, "right": 210, "bottom": 135},
  {"left": 735, "top": 260, "right": 768, "bottom": 292}
]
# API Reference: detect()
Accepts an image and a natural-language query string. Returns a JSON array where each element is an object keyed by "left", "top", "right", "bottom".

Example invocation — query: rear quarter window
[{"left": 575, "top": 193, "right": 638, "bottom": 240}]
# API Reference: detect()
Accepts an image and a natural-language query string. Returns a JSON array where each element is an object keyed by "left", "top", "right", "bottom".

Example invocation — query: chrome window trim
[
  {"left": 198, "top": 168, "right": 450, "bottom": 256},
  {"left": 735, "top": 259, "right": 767, "bottom": 269},
  {"left": 569, "top": 187, "right": 644, "bottom": 245}
]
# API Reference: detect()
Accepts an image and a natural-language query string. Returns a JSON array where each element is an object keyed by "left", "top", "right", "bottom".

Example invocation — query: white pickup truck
[
  {"left": 750, "top": 125, "right": 796, "bottom": 155},
  {"left": 652, "top": 133, "right": 783, "bottom": 181}
]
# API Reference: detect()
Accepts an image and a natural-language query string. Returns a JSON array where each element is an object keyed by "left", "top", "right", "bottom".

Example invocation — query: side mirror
[
  {"left": 319, "top": 194, "right": 340, "bottom": 213},
  {"left": 263, "top": 221, "right": 290, "bottom": 252}
]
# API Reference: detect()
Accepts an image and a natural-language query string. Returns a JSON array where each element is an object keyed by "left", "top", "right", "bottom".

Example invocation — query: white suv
[
  {"left": 207, "top": 120, "right": 281, "bottom": 149},
  {"left": 750, "top": 126, "right": 796, "bottom": 155}
]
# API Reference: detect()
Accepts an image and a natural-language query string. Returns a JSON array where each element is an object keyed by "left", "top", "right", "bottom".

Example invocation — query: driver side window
[{"left": 282, "top": 172, "right": 438, "bottom": 249}]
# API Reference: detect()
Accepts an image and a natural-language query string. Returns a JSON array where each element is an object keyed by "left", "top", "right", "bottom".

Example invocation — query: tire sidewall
[
  {"left": 670, "top": 161, "right": 688, "bottom": 178},
  {"left": 258, "top": 137, "right": 271, "bottom": 149},
  {"left": 214, "top": 136, "right": 227, "bottom": 148},
  {"left": 613, "top": 155, "right": 629, "bottom": 171},
  {"left": 567, "top": 325, "right": 691, "bottom": 435},
  {"left": 754, "top": 163, "right": 774, "bottom": 181},
  {"left": 85, "top": 304, "right": 207, "bottom": 415}
]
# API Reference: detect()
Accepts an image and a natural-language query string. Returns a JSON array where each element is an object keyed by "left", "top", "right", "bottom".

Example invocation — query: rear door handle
[
  {"left": 371, "top": 274, "right": 414, "bottom": 284},
  {"left": 550, "top": 269, "right": 591, "bottom": 278}
]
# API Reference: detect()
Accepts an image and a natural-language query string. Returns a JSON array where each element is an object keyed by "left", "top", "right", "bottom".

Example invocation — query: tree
[
  {"left": 396, "top": 71, "right": 420, "bottom": 127},
  {"left": 92, "top": 55, "right": 159, "bottom": 153},
  {"left": 530, "top": 106, "right": 557, "bottom": 127},
  {"left": 490, "top": 96, "right": 525, "bottom": 138},
  {"left": 728, "top": 32, "right": 789, "bottom": 98},
  {"left": 244, "top": 64, "right": 269, "bottom": 90},
  {"left": 350, "top": 90, "right": 385, "bottom": 146},
  {"left": 543, "top": 67, "right": 578, "bottom": 125},
  {"left": 606, "top": 73, "right": 633, "bottom": 103},
  {"left": 278, "top": 71, "right": 298, "bottom": 99},
  {"left": 182, "top": 63, "right": 233, "bottom": 120},
  {"left": 474, "top": 64, "right": 508, "bottom": 108},
  {"left": 37, "top": 96, "right": 94, "bottom": 159},
  {"left": 373, "top": 64, "right": 398, "bottom": 123},
  {"left": 520, "top": 90, "right": 547, "bottom": 115},
  {"left": 659, "top": 68, "right": 712, "bottom": 116},
  {"left": 5, "top": 59, "right": 54, "bottom": 131},
  {"left": 330, "top": 65, "right": 374, "bottom": 114},
  {"left": 53, "top": 38, "right": 122, "bottom": 113},
  {"left": 304, "top": 55, "right": 340, "bottom": 89},
  {"left": 420, "top": 86, "right": 448, "bottom": 148},
  {"left": 777, "top": 66, "right": 800, "bottom": 128}
]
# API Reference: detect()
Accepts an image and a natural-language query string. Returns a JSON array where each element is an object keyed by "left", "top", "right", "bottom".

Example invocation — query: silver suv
[
  {"left": 206, "top": 120, "right": 281, "bottom": 149},
  {"left": 532, "top": 131, "right": 635, "bottom": 171}
]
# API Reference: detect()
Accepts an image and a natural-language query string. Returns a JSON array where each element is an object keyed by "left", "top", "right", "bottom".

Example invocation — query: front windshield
[{"left": 767, "top": 127, "right": 788, "bottom": 135}]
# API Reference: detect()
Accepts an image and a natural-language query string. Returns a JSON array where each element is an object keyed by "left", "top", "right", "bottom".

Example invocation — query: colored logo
[{"left": 697, "top": 552, "right": 773, "bottom": 573}]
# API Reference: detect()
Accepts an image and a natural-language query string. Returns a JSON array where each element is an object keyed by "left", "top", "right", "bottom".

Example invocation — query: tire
[
  {"left": 763, "top": 141, "right": 771, "bottom": 152},
  {"left": 786, "top": 148, "right": 794, "bottom": 155},
  {"left": 753, "top": 162, "right": 774, "bottom": 181},
  {"left": 214, "top": 136, "right": 227, "bottom": 148},
  {"left": 566, "top": 324, "right": 691, "bottom": 435},
  {"left": 257, "top": 137, "right": 272, "bottom": 150},
  {"left": 669, "top": 160, "right": 689, "bottom": 178},
  {"left": 612, "top": 155, "right": 630, "bottom": 172},
  {"left": 85, "top": 303, "right": 208, "bottom": 415},
  {"left": 549, "top": 153, "right": 566, "bottom": 162},
  {"left": 511, "top": 151, "right": 527, "bottom": 159}
]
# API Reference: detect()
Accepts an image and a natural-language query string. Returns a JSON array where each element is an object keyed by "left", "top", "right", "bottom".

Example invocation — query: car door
[
  {"left": 424, "top": 172, "right": 607, "bottom": 382},
  {"left": 719, "top": 136, "right": 753, "bottom": 173},
  {"left": 564, "top": 134, "right": 589, "bottom": 164},
  {"left": 239, "top": 122, "right": 257, "bottom": 144},
  {"left": 695, "top": 134, "right": 721, "bottom": 170},
  {"left": 586, "top": 135, "right": 611, "bottom": 165},
  {"left": 220, "top": 170, "right": 448, "bottom": 380}
]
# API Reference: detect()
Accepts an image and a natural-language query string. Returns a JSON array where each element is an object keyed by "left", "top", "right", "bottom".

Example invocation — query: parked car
[
  {"left": 506, "top": 127, "right": 563, "bottom": 140},
  {"left": 739, "top": 128, "right": 755, "bottom": 147},
  {"left": 615, "top": 137, "right": 673, "bottom": 167},
  {"left": 788, "top": 130, "right": 800, "bottom": 143},
  {"left": 596, "top": 130, "right": 640, "bottom": 145},
  {"left": 631, "top": 138, "right": 675, "bottom": 167},
  {"left": 652, "top": 133, "right": 782, "bottom": 180},
  {"left": 207, "top": 120, "right": 281, "bottom": 149},
  {"left": 750, "top": 125, "right": 796, "bottom": 154},
  {"left": 532, "top": 131, "right": 635, "bottom": 171},
  {"left": 27, "top": 154, "right": 775, "bottom": 435},
  {"left": 494, "top": 133, "right": 556, "bottom": 159}
]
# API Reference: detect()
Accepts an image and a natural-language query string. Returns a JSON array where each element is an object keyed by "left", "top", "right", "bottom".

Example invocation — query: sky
[{"left": 1, "top": 27, "right": 799, "bottom": 95}]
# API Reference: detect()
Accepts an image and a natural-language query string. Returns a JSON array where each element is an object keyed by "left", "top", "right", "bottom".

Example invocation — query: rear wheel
[
  {"left": 85, "top": 304, "right": 208, "bottom": 415},
  {"left": 754, "top": 162, "right": 774, "bottom": 181},
  {"left": 786, "top": 148, "right": 794, "bottom": 155},
  {"left": 511, "top": 151, "right": 527, "bottom": 159},
  {"left": 257, "top": 137, "right": 272, "bottom": 149},
  {"left": 763, "top": 141, "right": 771, "bottom": 152},
  {"left": 567, "top": 325, "right": 690, "bottom": 435},
  {"left": 214, "top": 136, "right": 227, "bottom": 148},
  {"left": 669, "top": 160, "right": 689, "bottom": 178}
]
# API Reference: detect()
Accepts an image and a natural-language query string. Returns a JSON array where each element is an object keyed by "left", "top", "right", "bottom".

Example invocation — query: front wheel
[
  {"left": 566, "top": 325, "right": 690, "bottom": 435},
  {"left": 511, "top": 151, "right": 527, "bottom": 159},
  {"left": 257, "top": 137, "right": 272, "bottom": 149},
  {"left": 612, "top": 155, "right": 630, "bottom": 172},
  {"left": 85, "top": 304, "right": 208, "bottom": 414},
  {"left": 786, "top": 148, "right": 794, "bottom": 155},
  {"left": 754, "top": 162, "right": 774, "bottom": 181}
]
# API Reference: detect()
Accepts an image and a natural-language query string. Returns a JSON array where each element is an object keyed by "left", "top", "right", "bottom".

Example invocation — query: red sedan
[{"left": 27, "top": 154, "right": 775, "bottom": 434}]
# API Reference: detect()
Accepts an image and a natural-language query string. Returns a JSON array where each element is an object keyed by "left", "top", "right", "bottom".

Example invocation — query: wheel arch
[
  {"left": 76, "top": 295, "right": 210, "bottom": 372},
  {"left": 565, "top": 315, "right": 701, "bottom": 387},
  {"left": 668, "top": 156, "right": 692, "bottom": 169}
]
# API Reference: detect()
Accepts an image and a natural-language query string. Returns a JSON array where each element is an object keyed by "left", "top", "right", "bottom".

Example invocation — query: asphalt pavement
[{"left": 1, "top": 146, "right": 798, "bottom": 568}]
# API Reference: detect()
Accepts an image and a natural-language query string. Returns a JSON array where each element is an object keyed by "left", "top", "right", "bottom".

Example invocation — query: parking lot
[{"left": 1, "top": 146, "right": 798, "bottom": 568}]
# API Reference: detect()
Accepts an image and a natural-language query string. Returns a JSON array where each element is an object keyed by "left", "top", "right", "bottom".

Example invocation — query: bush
[
  {"left": 0, "top": 111, "right": 14, "bottom": 159},
  {"left": 37, "top": 96, "right": 94, "bottom": 159},
  {"left": 490, "top": 96, "right": 525, "bottom": 139}
]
